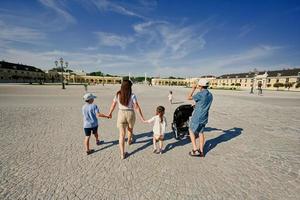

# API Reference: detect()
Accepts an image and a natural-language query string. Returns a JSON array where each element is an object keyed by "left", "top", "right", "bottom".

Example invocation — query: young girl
[
  {"left": 144, "top": 106, "right": 167, "bottom": 154},
  {"left": 168, "top": 91, "right": 173, "bottom": 104}
]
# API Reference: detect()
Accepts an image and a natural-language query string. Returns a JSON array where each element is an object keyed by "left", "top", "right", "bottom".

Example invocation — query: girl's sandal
[
  {"left": 121, "top": 152, "right": 129, "bottom": 159},
  {"left": 189, "top": 149, "right": 200, "bottom": 157},
  {"left": 197, "top": 149, "right": 204, "bottom": 157}
]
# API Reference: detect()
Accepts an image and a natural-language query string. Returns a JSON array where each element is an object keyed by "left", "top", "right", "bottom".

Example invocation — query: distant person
[
  {"left": 143, "top": 106, "right": 167, "bottom": 154},
  {"left": 82, "top": 93, "right": 109, "bottom": 155},
  {"left": 187, "top": 79, "right": 213, "bottom": 157},
  {"left": 250, "top": 84, "right": 254, "bottom": 94},
  {"left": 108, "top": 80, "right": 145, "bottom": 159},
  {"left": 84, "top": 83, "right": 88, "bottom": 92},
  {"left": 168, "top": 91, "right": 173, "bottom": 104},
  {"left": 258, "top": 82, "right": 263, "bottom": 95}
]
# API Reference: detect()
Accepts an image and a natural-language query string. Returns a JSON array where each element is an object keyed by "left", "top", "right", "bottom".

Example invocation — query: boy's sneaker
[
  {"left": 96, "top": 140, "right": 103, "bottom": 145},
  {"left": 86, "top": 149, "right": 95, "bottom": 155}
]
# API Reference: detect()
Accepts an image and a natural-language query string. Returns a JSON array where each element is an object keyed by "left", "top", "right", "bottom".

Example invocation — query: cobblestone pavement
[{"left": 0, "top": 85, "right": 299, "bottom": 199}]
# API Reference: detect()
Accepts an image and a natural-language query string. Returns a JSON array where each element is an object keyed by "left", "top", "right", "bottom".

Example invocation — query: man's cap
[{"left": 198, "top": 79, "right": 209, "bottom": 87}]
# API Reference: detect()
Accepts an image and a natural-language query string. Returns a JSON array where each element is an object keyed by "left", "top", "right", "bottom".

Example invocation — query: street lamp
[{"left": 54, "top": 57, "right": 68, "bottom": 89}]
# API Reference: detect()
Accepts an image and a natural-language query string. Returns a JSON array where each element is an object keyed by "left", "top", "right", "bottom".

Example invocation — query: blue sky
[{"left": 0, "top": 0, "right": 300, "bottom": 77}]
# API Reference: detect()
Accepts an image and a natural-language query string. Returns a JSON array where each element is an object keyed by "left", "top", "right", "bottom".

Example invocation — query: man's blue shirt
[{"left": 190, "top": 89, "right": 213, "bottom": 125}]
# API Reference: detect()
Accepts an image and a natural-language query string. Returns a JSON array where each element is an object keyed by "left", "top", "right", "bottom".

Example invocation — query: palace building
[
  {"left": 0, "top": 61, "right": 46, "bottom": 83},
  {"left": 210, "top": 68, "right": 300, "bottom": 90}
]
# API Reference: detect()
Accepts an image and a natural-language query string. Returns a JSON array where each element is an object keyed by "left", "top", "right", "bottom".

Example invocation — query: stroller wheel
[{"left": 172, "top": 123, "right": 181, "bottom": 140}]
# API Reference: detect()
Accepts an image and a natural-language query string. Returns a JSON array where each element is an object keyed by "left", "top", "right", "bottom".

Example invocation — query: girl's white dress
[{"left": 147, "top": 115, "right": 167, "bottom": 136}]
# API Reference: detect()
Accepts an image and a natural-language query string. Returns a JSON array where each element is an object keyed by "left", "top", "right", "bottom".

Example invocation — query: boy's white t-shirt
[
  {"left": 113, "top": 93, "right": 137, "bottom": 110},
  {"left": 168, "top": 94, "right": 173, "bottom": 100},
  {"left": 147, "top": 115, "right": 167, "bottom": 136}
]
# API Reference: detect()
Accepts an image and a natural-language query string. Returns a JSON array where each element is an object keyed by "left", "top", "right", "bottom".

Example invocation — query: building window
[
  {"left": 8, "top": 70, "right": 11, "bottom": 73},
  {"left": 286, "top": 78, "right": 289, "bottom": 82},
  {"left": 245, "top": 79, "right": 247, "bottom": 83},
  {"left": 240, "top": 79, "right": 242, "bottom": 83},
  {"left": 276, "top": 79, "right": 279, "bottom": 83},
  {"left": 15, "top": 71, "right": 17, "bottom": 74},
  {"left": 1, "top": 77, "right": 3, "bottom": 79},
  {"left": 267, "top": 79, "right": 271, "bottom": 83}
]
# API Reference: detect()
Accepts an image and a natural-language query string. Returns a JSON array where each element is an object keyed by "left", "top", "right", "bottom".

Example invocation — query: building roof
[
  {"left": 217, "top": 68, "right": 300, "bottom": 79},
  {"left": 200, "top": 75, "right": 216, "bottom": 78},
  {"left": 218, "top": 72, "right": 256, "bottom": 79},
  {"left": 0, "top": 61, "right": 44, "bottom": 73},
  {"left": 266, "top": 68, "right": 300, "bottom": 77}
]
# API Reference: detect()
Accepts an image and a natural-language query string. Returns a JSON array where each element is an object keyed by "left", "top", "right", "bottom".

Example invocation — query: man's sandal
[{"left": 189, "top": 149, "right": 200, "bottom": 157}]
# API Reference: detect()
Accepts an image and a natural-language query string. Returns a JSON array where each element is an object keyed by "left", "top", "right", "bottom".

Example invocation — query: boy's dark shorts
[{"left": 84, "top": 126, "right": 98, "bottom": 136}]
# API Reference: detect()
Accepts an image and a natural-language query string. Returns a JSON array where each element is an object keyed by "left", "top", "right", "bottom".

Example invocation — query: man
[{"left": 187, "top": 79, "right": 213, "bottom": 157}]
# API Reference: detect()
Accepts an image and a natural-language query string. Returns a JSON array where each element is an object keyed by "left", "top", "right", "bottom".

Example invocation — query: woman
[{"left": 108, "top": 80, "right": 145, "bottom": 159}]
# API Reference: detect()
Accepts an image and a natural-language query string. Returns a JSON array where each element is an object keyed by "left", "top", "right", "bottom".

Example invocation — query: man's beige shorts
[{"left": 117, "top": 110, "right": 136, "bottom": 129}]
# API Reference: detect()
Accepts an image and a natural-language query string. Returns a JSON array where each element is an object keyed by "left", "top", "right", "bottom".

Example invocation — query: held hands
[{"left": 140, "top": 116, "right": 146, "bottom": 122}]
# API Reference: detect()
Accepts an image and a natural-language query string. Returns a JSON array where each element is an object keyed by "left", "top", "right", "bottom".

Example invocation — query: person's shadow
[
  {"left": 92, "top": 127, "right": 243, "bottom": 157},
  {"left": 203, "top": 127, "right": 243, "bottom": 156},
  {"left": 94, "top": 131, "right": 154, "bottom": 154},
  {"left": 163, "top": 127, "right": 222, "bottom": 153},
  {"left": 128, "top": 131, "right": 175, "bottom": 157}
]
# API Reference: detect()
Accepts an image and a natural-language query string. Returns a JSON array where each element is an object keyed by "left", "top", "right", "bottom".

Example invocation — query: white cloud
[
  {"left": 0, "top": 44, "right": 287, "bottom": 77},
  {"left": 132, "top": 21, "right": 207, "bottom": 64},
  {"left": 90, "top": 0, "right": 146, "bottom": 19},
  {"left": 95, "top": 32, "right": 135, "bottom": 49},
  {"left": 0, "top": 20, "right": 45, "bottom": 44},
  {"left": 153, "top": 45, "right": 282, "bottom": 76},
  {"left": 239, "top": 24, "right": 255, "bottom": 38},
  {"left": 38, "top": 0, "right": 76, "bottom": 23}
]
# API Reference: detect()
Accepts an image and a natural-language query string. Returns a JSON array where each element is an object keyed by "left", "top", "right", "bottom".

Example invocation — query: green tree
[{"left": 89, "top": 71, "right": 104, "bottom": 76}]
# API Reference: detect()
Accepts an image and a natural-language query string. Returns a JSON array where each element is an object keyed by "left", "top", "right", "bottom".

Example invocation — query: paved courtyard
[{"left": 0, "top": 84, "right": 299, "bottom": 199}]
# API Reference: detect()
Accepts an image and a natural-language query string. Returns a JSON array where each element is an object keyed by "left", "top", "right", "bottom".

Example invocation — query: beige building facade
[
  {"left": 68, "top": 74, "right": 122, "bottom": 84},
  {"left": 0, "top": 61, "right": 45, "bottom": 83},
  {"left": 44, "top": 70, "right": 122, "bottom": 84},
  {"left": 151, "top": 76, "right": 216, "bottom": 86},
  {"left": 211, "top": 69, "right": 300, "bottom": 90}
]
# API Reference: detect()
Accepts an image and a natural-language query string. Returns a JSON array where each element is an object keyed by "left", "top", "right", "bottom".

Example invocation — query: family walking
[{"left": 82, "top": 79, "right": 213, "bottom": 159}]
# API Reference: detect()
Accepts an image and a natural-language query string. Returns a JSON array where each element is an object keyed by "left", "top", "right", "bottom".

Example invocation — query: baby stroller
[{"left": 171, "top": 104, "right": 194, "bottom": 140}]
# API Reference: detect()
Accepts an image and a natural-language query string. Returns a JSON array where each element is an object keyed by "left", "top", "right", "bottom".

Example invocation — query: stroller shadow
[
  {"left": 204, "top": 127, "right": 243, "bottom": 156},
  {"left": 164, "top": 132, "right": 190, "bottom": 153}
]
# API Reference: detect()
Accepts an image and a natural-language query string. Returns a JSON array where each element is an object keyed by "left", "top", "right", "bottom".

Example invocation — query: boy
[{"left": 82, "top": 93, "right": 109, "bottom": 155}]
